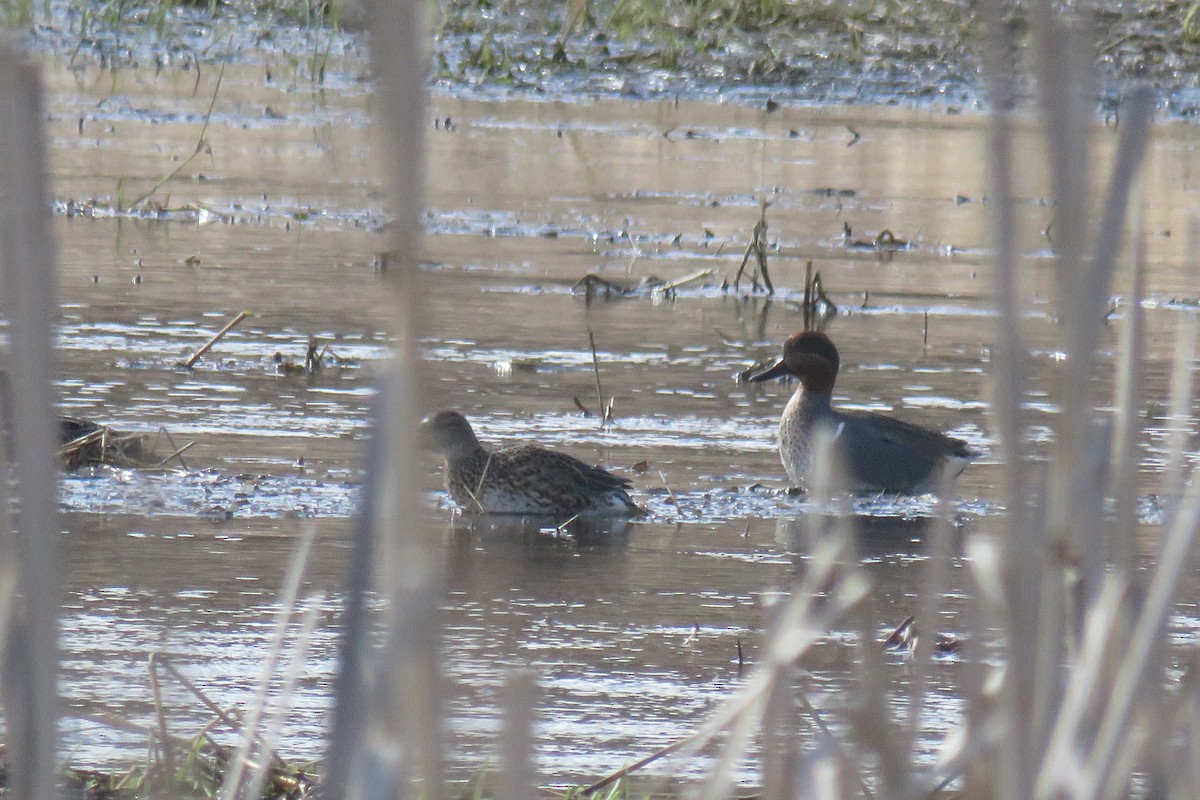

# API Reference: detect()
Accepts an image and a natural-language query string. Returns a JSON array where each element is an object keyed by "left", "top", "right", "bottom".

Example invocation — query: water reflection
[
  {"left": 43, "top": 56, "right": 1200, "bottom": 783},
  {"left": 773, "top": 513, "right": 935, "bottom": 557}
]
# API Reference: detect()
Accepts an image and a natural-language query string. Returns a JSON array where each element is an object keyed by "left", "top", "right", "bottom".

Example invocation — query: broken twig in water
[
  {"left": 182, "top": 310, "right": 251, "bottom": 369},
  {"left": 799, "top": 261, "right": 837, "bottom": 330},
  {"left": 153, "top": 425, "right": 193, "bottom": 470},
  {"left": 58, "top": 417, "right": 151, "bottom": 469},
  {"left": 154, "top": 441, "right": 196, "bottom": 469},
  {"left": 658, "top": 469, "right": 678, "bottom": 509},
  {"left": 654, "top": 268, "right": 716, "bottom": 296},
  {"left": 554, "top": 512, "right": 581, "bottom": 536},
  {"left": 587, "top": 330, "right": 612, "bottom": 425},
  {"left": 730, "top": 200, "right": 775, "bottom": 294}
]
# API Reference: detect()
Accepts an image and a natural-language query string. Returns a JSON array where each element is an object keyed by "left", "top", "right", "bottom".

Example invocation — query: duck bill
[{"left": 743, "top": 358, "right": 789, "bottom": 383}]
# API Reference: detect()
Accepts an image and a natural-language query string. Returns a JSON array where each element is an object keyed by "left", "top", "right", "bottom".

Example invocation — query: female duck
[
  {"left": 746, "top": 331, "right": 974, "bottom": 494},
  {"left": 423, "top": 410, "right": 641, "bottom": 516}
]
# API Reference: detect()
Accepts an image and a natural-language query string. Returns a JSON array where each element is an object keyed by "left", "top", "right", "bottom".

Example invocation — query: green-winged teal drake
[
  {"left": 423, "top": 410, "right": 641, "bottom": 516},
  {"left": 746, "top": 331, "right": 974, "bottom": 494}
]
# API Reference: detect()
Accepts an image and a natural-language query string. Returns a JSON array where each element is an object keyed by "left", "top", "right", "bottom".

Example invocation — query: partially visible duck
[
  {"left": 422, "top": 410, "right": 641, "bottom": 516},
  {"left": 745, "top": 331, "right": 974, "bottom": 494}
]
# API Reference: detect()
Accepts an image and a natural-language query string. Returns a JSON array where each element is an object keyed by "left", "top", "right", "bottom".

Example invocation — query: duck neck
[
  {"left": 797, "top": 385, "right": 834, "bottom": 415},
  {"left": 445, "top": 437, "right": 489, "bottom": 464}
]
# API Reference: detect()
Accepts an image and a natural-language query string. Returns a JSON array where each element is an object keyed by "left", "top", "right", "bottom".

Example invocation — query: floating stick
[{"left": 182, "top": 310, "right": 250, "bottom": 369}]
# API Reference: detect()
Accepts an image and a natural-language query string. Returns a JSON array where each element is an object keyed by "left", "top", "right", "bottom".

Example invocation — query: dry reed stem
[
  {"left": 219, "top": 525, "right": 315, "bottom": 800},
  {"left": 587, "top": 489, "right": 867, "bottom": 800},
  {"left": 579, "top": 727, "right": 698, "bottom": 797},
  {"left": 1161, "top": 312, "right": 1196, "bottom": 516},
  {"left": 656, "top": 267, "right": 715, "bottom": 294},
  {"left": 1035, "top": 574, "right": 1125, "bottom": 796},
  {"left": 156, "top": 425, "right": 193, "bottom": 470},
  {"left": 793, "top": 683, "right": 874, "bottom": 800},
  {"left": 707, "top": 571, "right": 868, "bottom": 800},
  {"left": 731, "top": 201, "right": 773, "bottom": 294},
  {"left": 802, "top": 261, "right": 814, "bottom": 329},
  {"left": 851, "top": 607, "right": 900, "bottom": 794},
  {"left": 700, "top": 426, "right": 860, "bottom": 800},
  {"left": 1073, "top": 86, "right": 1155, "bottom": 603},
  {"left": 0, "top": 39, "right": 60, "bottom": 800},
  {"left": 656, "top": 469, "right": 679, "bottom": 510},
  {"left": 966, "top": 118, "right": 1021, "bottom": 798},
  {"left": 624, "top": 230, "right": 642, "bottom": 276},
  {"left": 333, "top": 0, "right": 442, "bottom": 798},
  {"left": 1109, "top": 201, "right": 1147, "bottom": 576},
  {"left": 976, "top": 17, "right": 1172, "bottom": 790},
  {"left": 147, "top": 653, "right": 174, "bottom": 775},
  {"left": 980, "top": 2, "right": 1072, "bottom": 794},
  {"left": 497, "top": 669, "right": 538, "bottom": 800},
  {"left": 898, "top": 485, "right": 957, "bottom": 774},
  {"left": 799, "top": 261, "right": 837, "bottom": 332},
  {"left": 553, "top": 512, "right": 581, "bottom": 534},
  {"left": 127, "top": 34, "right": 234, "bottom": 210},
  {"left": 977, "top": 0, "right": 1027, "bottom": 545},
  {"left": 466, "top": 452, "right": 496, "bottom": 514},
  {"left": 697, "top": 577, "right": 865, "bottom": 800},
  {"left": 68, "top": 702, "right": 298, "bottom": 793},
  {"left": 588, "top": 330, "right": 607, "bottom": 426},
  {"left": 1025, "top": 5, "right": 1097, "bottom": 781},
  {"left": 243, "top": 595, "right": 324, "bottom": 800},
  {"left": 156, "top": 657, "right": 249, "bottom": 736},
  {"left": 153, "top": 440, "right": 196, "bottom": 468},
  {"left": 323, "top": 411, "right": 379, "bottom": 797},
  {"left": 60, "top": 427, "right": 105, "bottom": 451},
  {"left": 752, "top": 201, "right": 773, "bottom": 294},
  {"left": 958, "top": 535, "right": 1007, "bottom": 797},
  {"left": 759, "top": 654, "right": 799, "bottom": 800},
  {"left": 184, "top": 310, "right": 251, "bottom": 368},
  {"left": 68, "top": 706, "right": 207, "bottom": 747},
  {"left": 1078, "top": 338, "right": 1200, "bottom": 800},
  {"left": 0, "top": 561, "right": 16, "bottom": 689},
  {"left": 149, "top": 659, "right": 289, "bottom": 774}
]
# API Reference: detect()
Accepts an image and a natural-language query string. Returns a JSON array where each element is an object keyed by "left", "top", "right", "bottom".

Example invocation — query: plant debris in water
[
  {"left": 55, "top": 750, "right": 317, "bottom": 800},
  {"left": 58, "top": 417, "right": 153, "bottom": 470}
]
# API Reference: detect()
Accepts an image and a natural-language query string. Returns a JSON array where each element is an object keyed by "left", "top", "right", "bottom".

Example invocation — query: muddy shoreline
[{"left": 24, "top": 1, "right": 1200, "bottom": 116}]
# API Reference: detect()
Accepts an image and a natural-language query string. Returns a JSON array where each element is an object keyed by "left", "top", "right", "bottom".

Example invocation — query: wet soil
[
  {"left": 433, "top": 0, "right": 1200, "bottom": 116},
  {"left": 26, "top": 1, "right": 1200, "bottom": 116}
]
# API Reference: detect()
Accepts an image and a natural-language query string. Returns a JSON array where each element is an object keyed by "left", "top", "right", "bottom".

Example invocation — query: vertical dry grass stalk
[
  {"left": 326, "top": 4, "right": 1198, "bottom": 800},
  {"left": 220, "top": 526, "right": 315, "bottom": 800},
  {"left": 686, "top": 429, "right": 867, "bottom": 800},
  {"left": 0, "top": 38, "right": 60, "bottom": 800},
  {"left": 686, "top": 3, "right": 1184, "bottom": 799},
  {"left": 324, "top": 2, "right": 441, "bottom": 800},
  {"left": 497, "top": 669, "right": 538, "bottom": 800}
]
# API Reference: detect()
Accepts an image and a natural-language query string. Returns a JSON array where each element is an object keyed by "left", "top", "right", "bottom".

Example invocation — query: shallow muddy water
[{"left": 40, "top": 52, "right": 1200, "bottom": 786}]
